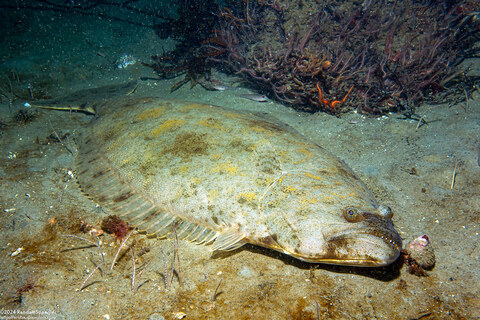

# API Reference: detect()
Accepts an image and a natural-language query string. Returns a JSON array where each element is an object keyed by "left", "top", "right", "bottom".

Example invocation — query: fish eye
[{"left": 343, "top": 207, "right": 364, "bottom": 223}]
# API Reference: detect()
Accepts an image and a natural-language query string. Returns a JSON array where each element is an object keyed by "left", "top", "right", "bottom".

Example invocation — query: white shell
[{"left": 406, "top": 235, "right": 435, "bottom": 268}]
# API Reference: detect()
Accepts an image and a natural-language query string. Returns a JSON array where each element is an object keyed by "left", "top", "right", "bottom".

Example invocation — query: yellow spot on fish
[
  {"left": 281, "top": 186, "right": 297, "bottom": 193},
  {"left": 208, "top": 189, "right": 219, "bottom": 201},
  {"left": 191, "top": 177, "right": 201, "bottom": 184},
  {"left": 251, "top": 126, "right": 266, "bottom": 132},
  {"left": 178, "top": 165, "right": 189, "bottom": 173},
  {"left": 227, "top": 166, "right": 236, "bottom": 175},
  {"left": 211, "top": 162, "right": 239, "bottom": 175},
  {"left": 302, "top": 197, "right": 318, "bottom": 204},
  {"left": 222, "top": 111, "right": 245, "bottom": 119},
  {"left": 298, "top": 148, "right": 313, "bottom": 157},
  {"left": 121, "top": 156, "right": 136, "bottom": 167},
  {"left": 134, "top": 107, "right": 166, "bottom": 121},
  {"left": 293, "top": 148, "right": 313, "bottom": 164},
  {"left": 321, "top": 195, "right": 335, "bottom": 204},
  {"left": 236, "top": 192, "right": 257, "bottom": 202},
  {"left": 151, "top": 119, "right": 184, "bottom": 136},
  {"left": 199, "top": 118, "right": 224, "bottom": 130},
  {"left": 180, "top": 103, "right": 204, "bottom": 112},
  {"left": 304, "top": 172, "right": 323, "bottom": 180}
]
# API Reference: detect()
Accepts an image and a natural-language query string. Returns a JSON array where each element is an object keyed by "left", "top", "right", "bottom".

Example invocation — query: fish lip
[
  {"left": 290, "top": 250, "right": 400, "bottom": 266},
  {"left": 307, "top": 257, "right": 398, "bottom": 267}
]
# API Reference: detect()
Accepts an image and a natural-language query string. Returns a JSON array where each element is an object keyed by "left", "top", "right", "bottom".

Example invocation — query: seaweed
[
  {"left": 204, "top": 0, "right": 480, "bottom": 115},
  {"left": 13, "top": 108, "right": 38, "bottom": 124},
  {"left": 14, "top": 277, "right": 40, "bottom": 304},
  {"left": 101, "top": 215, "right": 131, "bottom": 242}
]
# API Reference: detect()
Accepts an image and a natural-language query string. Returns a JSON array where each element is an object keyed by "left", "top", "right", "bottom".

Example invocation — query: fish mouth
[
  {"left": 285, "top": 230, "right": 402, "bottom": 267},
  {"left": 308, "top": 257, "right": 395, "bottom": 267},
  {"left": 324, "top": 228, "right": 403, "bottom": 267}
]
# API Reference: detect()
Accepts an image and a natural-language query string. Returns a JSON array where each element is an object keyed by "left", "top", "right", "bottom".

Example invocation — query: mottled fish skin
[{"left": 76, "top": 98, "right": 402, "bottom": 267}]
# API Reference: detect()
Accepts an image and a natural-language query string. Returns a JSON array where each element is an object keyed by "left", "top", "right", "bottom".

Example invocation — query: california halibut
[{"left": 76, "top": 98, "right": 402, "bottom": 267}]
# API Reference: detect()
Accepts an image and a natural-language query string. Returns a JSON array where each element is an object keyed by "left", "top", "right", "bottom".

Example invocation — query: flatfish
[{"left": 75, "top": 98, "right": 402, "bottom": 266}]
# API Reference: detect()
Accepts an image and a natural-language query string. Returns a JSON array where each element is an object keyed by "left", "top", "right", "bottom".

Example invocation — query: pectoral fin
[{"left": 212, "top": 228, "right": 246, "bottom": 251}]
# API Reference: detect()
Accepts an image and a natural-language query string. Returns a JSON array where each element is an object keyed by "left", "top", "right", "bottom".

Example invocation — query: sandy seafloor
[{"left": 0, "top": 12, "right": 479, "bottom": 320}]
